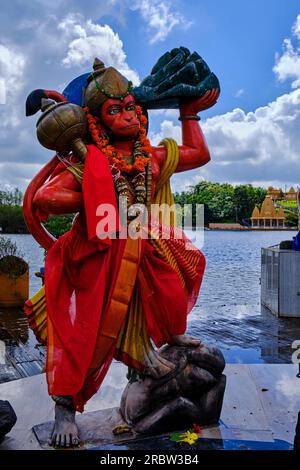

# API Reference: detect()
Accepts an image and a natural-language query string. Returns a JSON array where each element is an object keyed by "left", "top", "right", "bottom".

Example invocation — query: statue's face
[{"left": 100, "top": 94, "right": 140, "bottom": 140}]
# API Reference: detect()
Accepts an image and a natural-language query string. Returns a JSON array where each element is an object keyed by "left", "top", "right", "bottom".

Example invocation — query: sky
[{"left": 0, "top": 0, "right": 300, "bottom": 193}]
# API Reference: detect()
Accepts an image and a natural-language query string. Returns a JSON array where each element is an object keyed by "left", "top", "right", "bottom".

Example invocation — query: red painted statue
[{"left": 23, "top": 53, "right": 219, "bottom": 447}]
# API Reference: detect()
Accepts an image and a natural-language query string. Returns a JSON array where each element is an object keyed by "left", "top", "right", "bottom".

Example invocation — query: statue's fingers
[
  {"left": 186, "top": 335, "right": 201, "bottom": 342},
  {"left": 170, "top": 47, "right": 183, "bottom": 57},
  {"left": 201, "top": 89, "right": 214, "bottom": 101},
  {"left": 162, "top": 48, "right": 188, "bottom": 76},
  {"left": 56, "top": 434, "right": 61, "bottom": 447},
  {"left": 66, "top": 434, "right": 71, "bottom": 447},
  {"left": 211, "top": 88, "right": 220, "bottom": 101},
  {"left": 147, "top": 50, "right": 188, "bottom": 88},
  {"left": 190, "top": 336, "right": 201, "bottom": 342},
  {"left": 179, "top": 46, "right": 191, "bottom": 58},
  {"left": 151, "top": 51, "right": 173, "bottom": 75},
  {"left": 197, "top": 90, "right": 214, "bottom": 107},
  {"left": 151, "top": 48, "right": 183, "bottom": 76},
  {"left": 198, "top": 89, "right": 219, "bottom": 109},
  {"left": 205, "top": 91, "right": 219, "bottom": 107},
  {"left": 192, "top": 51, "right": 203, "bottom": 61}
]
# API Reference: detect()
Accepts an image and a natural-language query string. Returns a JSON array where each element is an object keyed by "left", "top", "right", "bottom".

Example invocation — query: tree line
[
  {"left": 0, "top": 187, "right": 75, "bottom": 236},
  {"left": 174, "top": 181, "right": 267, "bottom": 225},
  {"left": 1, "top": 182, "right": 294, "bottom": 234},
  {"left": 0, "top": 188, "right": 23, "bottom": 206}
]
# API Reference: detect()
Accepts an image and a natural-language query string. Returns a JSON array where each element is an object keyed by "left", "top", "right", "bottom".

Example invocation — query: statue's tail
[
  {"left": 25, "top": 89, "right": 67, "bottom": 116},
  {"left": 22, "top": 155, "right": 59, "bottom": 250}
]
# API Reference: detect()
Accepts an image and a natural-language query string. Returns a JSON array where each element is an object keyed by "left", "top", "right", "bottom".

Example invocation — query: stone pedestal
[
  {"left": 0, "top": 400, "right": 17, "bottom": 442},
  {"left": 33, "top": 343, "right": 226, "bottom": 448},
  {"left": 120, "top": 343, "right": 226, "bottom": 435}
]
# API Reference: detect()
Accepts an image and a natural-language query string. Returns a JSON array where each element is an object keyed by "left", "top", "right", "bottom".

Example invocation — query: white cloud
[
  {"left": 0, "top": 44, "right": 26, "bottom": 126},
  {"left": 0, "top": 44, "right": 26, "bottom": 145},
  {"left": 294, "top": 14, "right": 300, "bottom": 39},
  {"left": 112, "top": 0, "right": 192, "bottom": 44},
  {"left": 149, "top": 119, "right": 182, "bottom": 145},
  {"left": 0, "top": 162, "right": 43, "bottom": 190},
  {"left": 234, "top": 88, "right": 244, "bottom": 98},
  {"left": 0, "top": 2, "right": 136, "bottom": 192},
  {"left": 58, "top": 13, "right": 140, "bottom": 85},
  {"left": 150, "top": 89, "right": 300, "bottom": 192},
  {"left": 273, "top": 14, "right": 300, "bottom": 89},
  {"left": 0, "top": 4, "right": 143, "bottom": 193},
  {"left": 0, "top": 78, "right": 5, "bottom": 105}
]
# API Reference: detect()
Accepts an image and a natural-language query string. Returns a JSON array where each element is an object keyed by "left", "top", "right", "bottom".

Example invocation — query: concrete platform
[{"left": 0, "top": 362, "right": 299, "bottom": 450}]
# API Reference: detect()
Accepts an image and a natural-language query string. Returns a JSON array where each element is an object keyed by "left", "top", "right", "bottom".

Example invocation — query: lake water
[
  {"left": 5, "top": 230, "right": 294, "bottom": 303},
  {"left": 1, "top": 230, "right": 299, "bottom": 376}
]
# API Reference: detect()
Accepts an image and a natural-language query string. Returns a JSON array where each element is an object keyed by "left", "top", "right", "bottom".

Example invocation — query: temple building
[
  {"left": 267, "top": 186, "right": 282, "bottom": 201},
  {"left": 266, "top": 185, "right": 297, "bottom": 202},
  {"left": 251, "top": 196, "right": 286, "bottom": 229},
  {"left": 285, "top": 186, "right": 297, "bottom": 201}
]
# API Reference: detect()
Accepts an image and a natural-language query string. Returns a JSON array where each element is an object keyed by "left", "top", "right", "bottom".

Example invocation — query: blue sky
[
  {"left": 0, "top": 0, "right": 300, "bottom": 192},
  {"left": 104, "top": 0, "right": 300, "bottom": 115}
]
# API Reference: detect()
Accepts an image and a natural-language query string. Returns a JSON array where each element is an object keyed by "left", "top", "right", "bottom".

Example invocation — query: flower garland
[
  {"left": 170, "top": 423, "right": 202, "bottom": 446},
  {"left": 83, "top": 105, "right": 151, "bottom": 175}
]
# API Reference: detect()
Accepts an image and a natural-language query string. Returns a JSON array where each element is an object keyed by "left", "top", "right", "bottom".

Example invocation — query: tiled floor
[{"left": 0, "top": 362, "right": 299, "bottom": 450}]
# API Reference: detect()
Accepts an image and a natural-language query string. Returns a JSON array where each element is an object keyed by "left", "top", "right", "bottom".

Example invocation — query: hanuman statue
[{"left": 23, "top": 47, "right": 220, "bottom": 447}]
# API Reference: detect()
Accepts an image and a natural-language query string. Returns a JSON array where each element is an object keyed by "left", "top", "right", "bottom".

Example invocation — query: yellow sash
[{"left": 153, "top": 138, "right": 179, "bottom": 226}]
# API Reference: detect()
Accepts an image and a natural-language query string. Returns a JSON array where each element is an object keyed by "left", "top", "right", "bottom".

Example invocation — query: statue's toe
[
  {"left": 188, "top": 337, "right": 201, "bottom": 346},
  {"left": 172, "top": 334, "right": 201, "bottom": 347},
  {"left": 66, "top": 434, "right": 71, "bottom": 447}
]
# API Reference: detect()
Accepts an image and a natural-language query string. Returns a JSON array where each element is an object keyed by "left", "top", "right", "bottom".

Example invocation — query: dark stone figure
[
  {"left": 120, "top": 343, "right": 226, "bottom": 435},
  {"left": 294, "top": 411, "right": 300, "bottom": 450},
  {"left": 0, "top": 400, "right": 17, "bottom": 442}
]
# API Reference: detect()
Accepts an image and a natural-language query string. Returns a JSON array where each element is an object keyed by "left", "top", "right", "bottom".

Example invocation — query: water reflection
[
  {"left": 0, "top": 306, "right": 45, "bottom": 383},
  {"left": 188, "top": 303, "right": 300, "bottom": 364},
  {"left": 0, "top": 307, "right": 29, "bottom": 343},
  {"left": 0, "top": 340, "right": 5, "bottom": 364}
]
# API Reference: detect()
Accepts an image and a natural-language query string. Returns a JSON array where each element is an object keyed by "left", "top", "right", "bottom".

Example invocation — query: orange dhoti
[{"left": 44, "top": 217, "right": 204, "bottom": 411}]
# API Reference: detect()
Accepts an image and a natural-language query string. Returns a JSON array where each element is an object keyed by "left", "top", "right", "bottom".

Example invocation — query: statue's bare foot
[
  {"left": 144, "top": 349, "right": 175, "bottom": 379},
  {"left": 172, "top": 334, "right": 201, "bottom": 347},
  {"left": 49, "top": 403, "right": 79, "bottom": 448}
]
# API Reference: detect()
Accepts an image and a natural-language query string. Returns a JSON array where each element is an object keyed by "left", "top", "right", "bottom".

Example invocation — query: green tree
[
  {"left": 174, "top": 181, "right": 267, "bottom": 224},
  {"left": 44, "top": 214, "right": 74, "bottom": 238},
  {"left": 284, "top": 210, "right": 298, "bottom": 227},
  {"left": 0, "top": 187, "right": 23, "bottom": 205},
  {"left": 253, "top": 187, "right": 267, "bottom": 207},
  {"left": 0, "top": 205, "right": 28, "bottom": 233}
]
